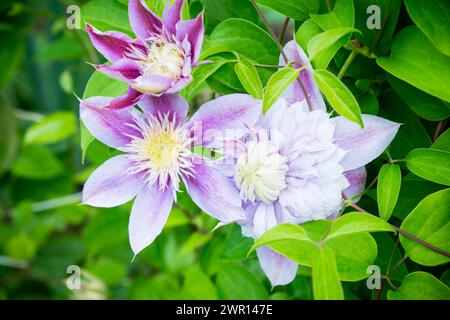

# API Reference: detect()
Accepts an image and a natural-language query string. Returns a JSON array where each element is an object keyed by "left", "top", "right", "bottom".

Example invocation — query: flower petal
[
  {"left": 82, "top": 155, "right": 143, "bottom": 207},
  {"left": 131, "top": 75, "right": 173, "bottom": 95},
  {"left": 138, "top": 93, "right": 188, "bottom": 124},
  {"left": 163, "top": 0, "right": 184, "bottom": 34},
  {"left": 128, "top": 0, "right": 163, "bottom": 40},
  {"left": 175, "top": 12, "right": 204, "bottom": 63},
  {"left": 343, "top": 166, "right": 367, "bottom": 201},
  {"left": 80, "top": 96, "right": 141, "bottom": 150},
  {"left": 187, "top": 94, "right": 261, "bottom": 146},
  {"left": 94, "top": 59, "right": 141, "bottom": 82},
  {"left": 256, "top": 247, "right": 298, "bottom": 287},
  {"left": 166, "top": 76, "right": 192, "bottom": 93},
  {"left": 334, "top": 115, "right": 400, "bottom": 171},
  {"left": 280, "top": 40, "right": 326, "bottom": 111},
  {"left": 129, "top": 183, "right": 173, "bottom": 255},
  {"left": 86, "top": 24, "right": 139, "bottom": 63},
  {"left": 108, "top": 86, "right": 143, "bottom": 110},
  {"left": 184, "top": 160, "right": 245, "bottom": 223}
]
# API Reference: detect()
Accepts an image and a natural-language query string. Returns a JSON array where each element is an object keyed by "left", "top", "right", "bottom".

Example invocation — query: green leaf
[
  {"left": 12, "top": 145, "right": 63, "bottom": 180},
  {"left": 377, "top": 164, "right": 402, "bottom": 221},
  {"left": 222, "top": 224, "right": 253, "bottom": 260},
  {"left": 83, "top": 70, "right": 128, "bottom": 99},
  {"left": 0, "top": 99, "right": 18, "bottom": 175},
  {"left": 312, "top": 248, "right": 344, "bottom": 300},
  {"left": 263, "top": 67, "right": 300, "bottom": 113},
  {"left": 406, "top": 148, "right": 450, "bottom": 186},
  {"left": 388, "top": 75, "right": 450, "bottom": 121},
  {"left": 432, "top": 128, "right": 450, "bottom": 152},
  {"left": 81, "top": 0, "right": 132, "bottom": 35},
  {"left": 0, "top": 30, "right": 25, "bottom": 90},
  {"left": 256, "top": 0, "right": 319, "bottom": 21},
  {"left": 377, "top": 26, "right": 450, "bottom": 102},
  {"left": 235, "top": 60, "right": 263, "bottom": 99},
  {"left": 404, "top": 0, "right": 450, "bottom": 56},
  {"left": 4, "top": 234, "right": 36, "bottom": 260},
  {"left": 373, "top": 233, "right": 407, "bottom": 282},
  {"left": 204, "top": 0, "right": 259, "bottom": 33},
  {"left": 399, "top": 188, "right": 450, "bottom": 266},
  {"left": 181, "top": 58, "right": 228, "bottom": 101},
  {"left": 388, "top": 272, "right": 450, "bottom": 300},
  {"left": 144, "top": 0, "right": 165, "bottom": 17},
  {"left": 24, "top": 112, "right": 77, "bottom": 145},
  {"left": 216, "top": 264, "right": 268, "bottom": 299},
  {"left": 328, "top": 212, "right": 395, "bottom": 239},
  {"left": 310, "top": 0, "right": 354, "bottom": 30},
  {"left": 307, "top": 27, "right": 359, "bottom": 62},
  {"left": 295, "top": 19, "right": 322, "bottom": 51},
  {"left": 199, "top": 42, "right": 233, "bottom": 61},
  {"left": 313, "top": 69, "right": 363, "bottom": 126},
  {"left": 183, "top": 266, "right": 217, "bottom": 299}
]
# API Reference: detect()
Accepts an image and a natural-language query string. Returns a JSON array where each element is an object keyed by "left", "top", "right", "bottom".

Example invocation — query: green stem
[
  {"left": 278, "top": 17, "right": 290, "bottom": 43},
  {"left": 337, "top": 50, "right": 358, "bottom": 79}
]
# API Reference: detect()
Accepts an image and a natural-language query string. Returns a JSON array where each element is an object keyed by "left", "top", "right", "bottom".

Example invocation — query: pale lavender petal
[
  {"left": 138, "top": 93, "right": 188, "bottom": 124},
  {"left": 166, "top": 76, "right": 192, "bottom": 93},
  {"left": 128, "top": 0, "right": 163, "bottom": 40},
  {"left": 252, "top": 203, "right": 277, "bottom": 238},
  {"left": 82, "top": 155, "right": 143, "bottom": 207},
  {"left": 280, "top": 40, "right": 326, "bottom": 111},
  {"left": 184, "top": 160, "right": 245, "bottom": 223},
  {"left": 80, "top": 96, "right": 141, "bottom": 150},
  {"left": 94, "top": 59, "right": 141, "bottom": 82},
  {"left": 186, "top": 94, "right": 261, "bottom": 146},
  {"left": 86, "top": 24, "right": 139, "bottom": 63},
  {"left": 129, "top": 183, "right": 173, "bottom": 255},
  {"left": 334, "top": 115, "right": 400, "bottom": 171},
  {"left": 257, "top": 247, "right": 298, "bottom": 287},
  {"left": 163, "top": 0, "right": 184, "bottom": 35},
  {"left": 175, "top": 12, "right": 204, "bottom": 63},
  {"left": 343, "top": 166, "right": 367, "bottom": 201},
  {"left": 131, "top": 75, "right": 173, "bottom": 94}
]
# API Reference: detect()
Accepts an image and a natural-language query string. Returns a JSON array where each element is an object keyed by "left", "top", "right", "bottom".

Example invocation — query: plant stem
[
  {"left": 278, "top": 17, "right": 290, "bottom": 43},
  {"left": 31, "top": 193, "right": 82, "bottom": 212},
  {"left": 13, "top": 109, "right": 45, "bottom": 122},
  {"left": 250, "top": 0, "right": 313, "bottom": 111},
  {"left": 433, "top": 120, "right": 444, "bottom": 142},
  {"left": 342, "top": 194, "right": 450, "bottom": 259},
  {"left": 337, "top": 50, "right": 358, "bottom": 79}
]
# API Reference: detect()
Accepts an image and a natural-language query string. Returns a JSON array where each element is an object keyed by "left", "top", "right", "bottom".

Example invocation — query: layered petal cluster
[
  {"left": 85, "top": 0, "right": 204, "bottom": 109},
  {"left": 81, "top": 93, "right": 261, "bottom": 255},
  {"left": 216, "top": 41, "right": 400, "bottom": 287}
]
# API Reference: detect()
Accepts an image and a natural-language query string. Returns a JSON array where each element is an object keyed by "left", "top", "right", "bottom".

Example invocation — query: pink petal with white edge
[
  {"left": 80, "top": 96, "right": 141, "bottom": 151},
  {"left": 280, "top": 40, "right": 326, "bottom": 111},
  {"left": 257, "top": 247, "right": 298, "bottom": 287},
  {"left": 163, "top": 0, "right": 184, "bottom": 35},
  {"left": 175, "top": 12, "right": 204, "bottom": 63},
  {"left": 138, "top": 93, "right": 188, "bottom": 125},
  {"left": 131, "top": 75, "right": 174, "bottom": 95},
  {"left": 186, "top": 94, "right": 261, "bottom": 147},
  {"left": 184, "top": 160, "right": 245, "bottom": 223},
  {"left": 128, "top": 0, "right": 163, "bottom": 40},
  {"left": 94, "top": 59, "right": 141, "bottom": 82},
  {"left": 86, "top": 24, "right": 142, "bottom": 63},
  {"left": 129, "top": 183, "right": 174, "bottom": 255},
  {"left": 82, "top": 155, "right": 144, "bottom": 207},
  {"left": 334, "top": 115, "right": 400, "bottom": 171},
  {"left": 343, "top": 166, "right": 367, "bottom": 201}
]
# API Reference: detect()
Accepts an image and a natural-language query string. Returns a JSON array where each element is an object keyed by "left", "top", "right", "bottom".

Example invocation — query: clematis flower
[
  {"left": 84, "top": 0, "right": 204, "bottom": 109},
  {"left": 80, "top": 93, "right": 261, "bottom": 255},
  {"left": 215, "top": 40, "right": 400, "bottom": 287}
]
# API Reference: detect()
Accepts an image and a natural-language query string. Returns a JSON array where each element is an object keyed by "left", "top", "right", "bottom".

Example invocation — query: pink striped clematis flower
[
  {"left": 85, "top": 0, "right": 203, "bottom": 109},
  {"left": 80, "top": 93, "right": 261, "bottom": 255}
]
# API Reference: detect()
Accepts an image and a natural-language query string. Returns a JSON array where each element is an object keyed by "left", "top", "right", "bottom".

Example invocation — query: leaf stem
[
  {"left": 433, "top": 120, "right": 444, "bottom": 142},
  {"left": 337, "top": 50, "right": 358, "bottom": 79},
  {"left": 278, "top": 17, "right": 290, "bottom": 43},
  {"left": 250, "top": 0, "right": 313, "bottom": 111}
]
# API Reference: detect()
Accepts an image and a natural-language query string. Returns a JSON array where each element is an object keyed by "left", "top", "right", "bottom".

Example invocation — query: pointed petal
[
  {"left": 82, "top": 155, "right": 143, "bottom": 207},
  {"left": 86, "top": 24, "right": 138, "bottom": 63},
  {"left": 184, "top": 160, "right": 245, "bottom": 223},
  {"left": 187, "top": 94, "right": 261, "bottom": 146},
  {"left": 280, "top": 40, "right": 326, "bottom": 110},
  {"left": 106, "top": 86, "right": 143, "bottom": 109},
  {"left": 95, "top": 59, "right": 141, "bottom": 82},
  {"left": 128, "top": 0, "right": 163, "bottom": 40},
  {"left": 166, "top": 76, "right": 192, "bottom": 93},
  {"left": 175, "top": 12, "right": 204, "bottom": 63},
  {"left": 334, "top": 115, "right": 400, "bottom": 171},
  {"left": 129, "top": 183, "right": 173, "bottom": 255},
  {"left": 131, "top": 75, "right": 173, "bottom": 95},
  {"left": 80, "top": 96, "right": 141, "bottom": 150},
  {"left": 343, "top": 166, "right": 367, "bottom": 201},
  {"left": 138, "top": 93, "right": 188, "bottom": 124},
  {"left": 257, "top": 247, "right": 298, "bottom": 287},
  {"left": 253, "top": 203, "right": 277, "bottom": 238},
  {"left": 163, "top": 0, "right": 184, "bottom": 34}
]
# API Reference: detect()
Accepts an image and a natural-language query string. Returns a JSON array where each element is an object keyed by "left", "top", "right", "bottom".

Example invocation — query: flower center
[
  {"left": 126, "top": 112, "right": 193, "bottom": 190},
  {"left": 138, "top": 39, "right": 185, "bottom": 80},
  {"left": 235, "top": 140, "right": 288, "bottom": 204}
]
